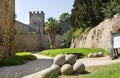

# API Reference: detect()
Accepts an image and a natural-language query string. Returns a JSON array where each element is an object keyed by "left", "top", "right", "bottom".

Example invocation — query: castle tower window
[
  {"left": 34, "top": 22, "right": 37, "bottom": 26},
  {"left": 34, "top": 22, "right": 39, "bottom": 26}
]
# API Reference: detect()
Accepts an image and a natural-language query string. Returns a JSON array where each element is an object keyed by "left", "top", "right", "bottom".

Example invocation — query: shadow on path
[{"left": 0, "top": 57, "right": 53, "bottom": 78}]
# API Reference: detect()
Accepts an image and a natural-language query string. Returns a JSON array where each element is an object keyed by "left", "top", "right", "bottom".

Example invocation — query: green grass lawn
[
  {"left": 60, "top": 63, "right": 120, "bottom": 78},
  {"left": 0, "top": 52, "right": 37, "bottom": 67},
  {"left": 40, "top": 48, "right": 109, "bottom": 57}
]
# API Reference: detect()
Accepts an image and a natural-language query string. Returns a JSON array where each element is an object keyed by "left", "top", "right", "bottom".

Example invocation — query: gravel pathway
[
  {"left": 0, "top": 53, "right": 120, "bottom": 78},
  {"left": 0, "top": 53, "right": 53, "bottom": 78},
  {"left": 23, "top": 56, "right": 120, "bottom": 78},
  {"left": 77, "top": 56, "right": 120, "bottom": 67}
]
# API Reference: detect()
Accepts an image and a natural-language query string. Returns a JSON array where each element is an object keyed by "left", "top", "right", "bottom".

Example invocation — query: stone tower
[{"left": 29, "top": 11, "right": 44, "bottom": 34}]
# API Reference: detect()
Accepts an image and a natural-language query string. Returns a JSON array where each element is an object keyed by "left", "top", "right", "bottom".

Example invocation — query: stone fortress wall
[
  {"left": 15, "top": 11, "right": 62, "bottom": 51},
  {"left": 15, "top": 20, "right": 42, "bottom": 51},
  {"left": 0, "top": 0, "right": 16, "bottom": 58},
  {"left": 70, "top": 14, "right": 120, "bottom": 51}
]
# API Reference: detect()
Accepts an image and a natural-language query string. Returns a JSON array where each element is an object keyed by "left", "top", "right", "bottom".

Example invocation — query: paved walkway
[
  {"left": 0, "top": 53, "right": 53, "bottom": 78},
  {"left": 0, "top": 53, "right": 120, "bottom": 78},
  {"left": 23, "top": 56, "right": 120, "bottom": 78},
  {"left": 77, "top": 56, "right": 120, "bottom": 67}
]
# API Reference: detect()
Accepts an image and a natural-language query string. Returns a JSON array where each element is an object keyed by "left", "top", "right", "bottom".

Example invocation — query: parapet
[{"left": 29, "top": 11, "right": 44, "bottom": 15}]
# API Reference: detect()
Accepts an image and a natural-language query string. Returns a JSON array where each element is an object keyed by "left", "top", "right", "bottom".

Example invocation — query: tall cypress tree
[
  {"left": 103, "top": 0, "right": 120, "bottom": 18},
  {"left": 70, "top": 0, "right": 109, "bottom": 30}
]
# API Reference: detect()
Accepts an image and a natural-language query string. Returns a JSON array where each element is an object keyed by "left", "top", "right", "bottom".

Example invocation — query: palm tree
[
  {"left": 59, "top": 12, "right": 70, "bottom": 23},
  {"left": 45, "top": 17, "right": 59, "bottom": 49}
]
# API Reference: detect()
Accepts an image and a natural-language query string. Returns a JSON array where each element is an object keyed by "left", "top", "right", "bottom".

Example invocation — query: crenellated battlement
[
  {"left": 29, "top": 11, "right": 44, "bottom": 15},
  {"left": 15, "top": 10, "right": 67, "bottom": 51},
  {"left": 29, "top": 11, "right": 44, "bottom": 34}
]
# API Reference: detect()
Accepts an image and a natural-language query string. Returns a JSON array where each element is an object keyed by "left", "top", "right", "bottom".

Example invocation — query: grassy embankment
[
  {"left": 61, "top": 63, "right": 120, "bottom": 78},
  {"left": 40, "top": 48, "right": 109, "bottom": 57},
  {"left": 0, "top": 52, "right": 37, "bottom": 67}
]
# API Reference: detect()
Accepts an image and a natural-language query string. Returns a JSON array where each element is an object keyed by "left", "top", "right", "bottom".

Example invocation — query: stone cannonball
[
  {"left": 40, "top": 68, "right": 52, "bottom": 78},
  {"left": 61, "top": 64, "right": 73, "bottom": 75},
  {"left": 88, "top": 53, "right": 93, "bottom": 58},
  {"left": 50, "top": 64, "right": 61, "bottom": 75},
  {"left": 93, "top": 53, "right": 98, "bottom": 57},
  {"left": 54, "top": 54, "right": 66, "bottom": 66},
  {"left": 98, "top": 52, "right": 103, "bottom": 57},
  {"left": 73, "top": 61, "right": 85, "bottom": 74},
  {"left": 65, "top": 54, "right": 77, "bottom": 65},
  {"left": 40, "top": 65, "right": 60, "bottom": 78}
]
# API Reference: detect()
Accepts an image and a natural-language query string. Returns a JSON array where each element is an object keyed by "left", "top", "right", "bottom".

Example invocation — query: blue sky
[{"left": 15, "top": 0, "right": 74, "bottom": 24}]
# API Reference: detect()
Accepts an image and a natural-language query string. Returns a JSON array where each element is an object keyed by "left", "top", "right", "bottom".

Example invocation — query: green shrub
[
  {"left": 60, "top": 27, "right": 91, "bottom": 48},
  {"left": 73, "top": 28, "right": 83, "bottom": 38},
  {"left": 0, "top": 57, "right": 25, "bottom": 66},
  {"left": 60, "top": 28, "right": 74, "bottom": 48},
  {"left": 0, "top": 52, "right": 37, "bottom": 67}
]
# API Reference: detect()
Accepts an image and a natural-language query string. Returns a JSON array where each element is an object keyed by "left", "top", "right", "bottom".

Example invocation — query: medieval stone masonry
[
  {"left": 0, "top": 0, "right": 16, "bottom": 58},
  {"left": 15, "top": 11, "right": 61, "bottom": 51},
  {"left": 0, "top": 0, "right": 70, "bottom": 53}
]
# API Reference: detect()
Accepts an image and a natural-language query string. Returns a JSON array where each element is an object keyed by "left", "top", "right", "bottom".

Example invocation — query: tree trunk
[{"left": 48, "top": 32, "right": 56, "bottom": 49}]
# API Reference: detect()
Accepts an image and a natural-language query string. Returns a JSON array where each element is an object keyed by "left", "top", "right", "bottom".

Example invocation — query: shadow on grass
[
  {"left": 0, "top": 55, "right": 37, "bottom": 67},
  {"left": 83, "top": 70, "right": 91, "bottom": 74},
  {"left": 0, "top": 58, "right": 53, "bottom": 78}
]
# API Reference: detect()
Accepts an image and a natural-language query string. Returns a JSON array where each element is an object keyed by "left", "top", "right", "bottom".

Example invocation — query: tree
[
  {"left": 59, "top": 12, "right": 70, "bottom": 23},
  {"left": 60, "top": 28, "right": 74, "bottom": 48},
  {"left": 102, "top": 0, "right": 120, "bottom": 18},
  {"left": 70, "top": 0, "right": 109, "bottom": 30},
  {"left": 45, "top": 17, "right": 59, "bottom": 49}
]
